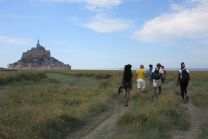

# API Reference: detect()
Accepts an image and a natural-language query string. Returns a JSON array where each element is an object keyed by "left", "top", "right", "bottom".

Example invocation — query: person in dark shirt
[
  {"left": 122, "top": 64, "right": 133, "bottom": 107},
  {"left": 177, "top": 62, "right": 190, "bottom": 103}
]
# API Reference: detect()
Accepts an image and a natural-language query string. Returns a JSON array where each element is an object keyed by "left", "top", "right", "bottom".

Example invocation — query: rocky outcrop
[{"left": 8, "top": 40, "right": 71, "bottom": 70}]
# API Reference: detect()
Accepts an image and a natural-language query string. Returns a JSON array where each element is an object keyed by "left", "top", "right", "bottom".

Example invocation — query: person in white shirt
[
  {"left": 152, "top": 63, "right": 162, "bottom": 98},
  {"left": 177, "top": 62, "right": 190, "bottom": 103},
  {"left": 160, "top": 65, "right": 166, "bottom": 87}
]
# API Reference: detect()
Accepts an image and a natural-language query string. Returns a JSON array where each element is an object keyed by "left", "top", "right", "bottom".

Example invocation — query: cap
[{"left": 156, "top": 63, "right": 161, "bottom": 67}]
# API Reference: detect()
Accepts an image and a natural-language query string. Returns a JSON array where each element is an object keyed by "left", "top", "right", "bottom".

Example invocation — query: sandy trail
[
  {"left": 81, "top": 99, "right": 128, "bottom": 139},
  {"left": 67, "top": 99, "right": 129, "bottom": 139},
  {"left": 172, "top": 101, "right": 207, "bottom": 139}
]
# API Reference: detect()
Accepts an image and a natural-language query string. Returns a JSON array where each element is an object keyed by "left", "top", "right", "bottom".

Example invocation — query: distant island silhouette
[{"left": 8, "top": 39, "right": 71, "bottom": 70}]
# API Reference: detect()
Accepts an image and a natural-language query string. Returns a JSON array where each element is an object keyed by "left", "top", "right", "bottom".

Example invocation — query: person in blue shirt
[{"left": 147, "top": 64, "right": 153, "bottom": 87}]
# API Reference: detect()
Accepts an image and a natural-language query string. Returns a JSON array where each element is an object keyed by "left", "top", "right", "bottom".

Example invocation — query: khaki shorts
[
  {"left": 153, "top": 79, "right": 161, "bottom": 87},
  {"left": 137, "top": 79, "right": 145, "bottom": 89}
]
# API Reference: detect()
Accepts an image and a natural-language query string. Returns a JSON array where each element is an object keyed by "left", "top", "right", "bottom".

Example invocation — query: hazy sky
[{"left": 0, "top": 0, "right": 208, "bottom": 69}]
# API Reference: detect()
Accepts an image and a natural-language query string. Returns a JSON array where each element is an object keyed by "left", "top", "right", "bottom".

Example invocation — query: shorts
[
  {"left": 137, "top": 79, "right": 145, "bottom": 89},
  {"left": 153, "top": 79, "right": 161, "bottom": 87},
  {"left": 123, "top": 81, "right": 132, "bottom": 91},
  {"left": 148, "top": 76, "right": 153, "bottom": 83}
]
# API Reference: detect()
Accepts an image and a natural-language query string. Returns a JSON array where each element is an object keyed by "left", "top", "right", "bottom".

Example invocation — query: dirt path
[
  {"left": 166, "top": 79, "right": 207, "bottom": 139},
  {"left": 80, "top": 80, "right": 175, "bottom": 139},
  {"left": 67, "top": 99, "right": 129, "bottom": 139},
  {"left": 74, "top": 80, "right": 178, "bottom": 139},
  {"left": 172, "top": 101, "right": 207, "bottom": 139},
  {"left": 81, "top": 99, "right": 128, "bottom": 139}
]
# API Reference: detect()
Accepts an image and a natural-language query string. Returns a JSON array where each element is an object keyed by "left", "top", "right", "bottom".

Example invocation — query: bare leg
[
  {"left": 159, "top": 86, "right": 161, "bottom": 95},
  {"left": 138, "top": 88, "right": 142, "bottom": 96},
  {"left": 125, "top": 89, "right": 130, "bottom": 106},
  {"left": 154, "top": 87, "right": 157, "bottom": 98},
  {"left": 125, "top": 91, "right": 127, "bottom": 104}
]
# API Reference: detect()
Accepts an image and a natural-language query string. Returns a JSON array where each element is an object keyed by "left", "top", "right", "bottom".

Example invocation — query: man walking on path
[
  {"left": 177, "top": 62, "right": 190, "bottom": 103},
  {"left": 152, "top": 63, "right": 162, "bottom": 98},
  {"left": 136, "top": 65, "right": 146, "bottom": 96}
]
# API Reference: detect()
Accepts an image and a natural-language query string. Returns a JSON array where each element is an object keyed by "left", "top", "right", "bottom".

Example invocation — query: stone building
[{"left": 8, "top": 39, "right": 71, "bottom": 70}]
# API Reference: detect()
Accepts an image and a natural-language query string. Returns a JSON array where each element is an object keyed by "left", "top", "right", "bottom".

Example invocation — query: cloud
[
  {"left": 32, "top": 0, "right": 82, "bottom": 3},
  {"left": 34, "top": 0, "right": 132, "bottom": 33},
  {"left": 0, "top": 35, "right": 32, "bottom": 46},
  {"left": 83, "top": 14, "right": 131, "bottom": 33},
  {"left": 135, "top": 0, "right": 208, "bottom": 42},
  {"left": 34, "top": 0, "right": 122, "bottom": 12},
  {"left": 85, "top": 0, "right": 122, "bottom": 12}
]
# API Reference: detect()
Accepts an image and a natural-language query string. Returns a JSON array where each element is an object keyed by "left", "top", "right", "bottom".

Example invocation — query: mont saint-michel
[{"left": 8, "top": 40, "right": 71, "bottom": 70}]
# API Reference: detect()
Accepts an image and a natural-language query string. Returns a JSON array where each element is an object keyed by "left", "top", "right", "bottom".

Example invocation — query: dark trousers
[{"left": 180, "top": 81, "right": 188, "bottom": 99}]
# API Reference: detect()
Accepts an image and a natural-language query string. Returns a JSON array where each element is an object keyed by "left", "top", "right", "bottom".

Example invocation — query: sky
[{"left": 0, "top": 0, "right": 208, "bottom": 69}]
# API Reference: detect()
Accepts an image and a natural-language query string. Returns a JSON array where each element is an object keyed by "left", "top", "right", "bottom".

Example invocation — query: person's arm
[
  {"left": 187, "top": 69, "right": 190, "bottom": 81},
  {"left": 177, "top": 72, "right": 180, "bottom": 86},
  {"left": 122, "top": 72, "right": 125, "bottom": 85},
  {"left": 164, "top": 70, "right": 167, "bottom": 79},
  {"left": 144, "top": 70, "right": 147, "bottom": 78},
  {"left": 159, "top": 69, "right": 163, "bottom": 81},
  {"left": 135, "top": 71, "right": 137, "bottom": 81},
  {"left": 189, "top": 72, "right": 190, "bottom": 81}
]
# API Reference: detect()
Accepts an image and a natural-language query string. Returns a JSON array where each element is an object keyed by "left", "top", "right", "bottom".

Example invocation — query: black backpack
[
  {"left": 181, "top": 69, "right": 190, "bottom": 82},
  {"left": 153, "top": 69, "right": 160, "bottom": 80}
]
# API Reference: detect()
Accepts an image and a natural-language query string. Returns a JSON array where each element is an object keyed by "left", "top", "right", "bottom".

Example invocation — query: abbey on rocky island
[{"left": 8, "top": 39, "right": 71, "bottom": 70}]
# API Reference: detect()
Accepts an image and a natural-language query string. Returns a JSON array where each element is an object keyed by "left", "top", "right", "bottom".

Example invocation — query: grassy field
[
  {"left": 0, "top": 70, "right": 121, "bottom": 139},
  {"left": 189, "top": 71, "right": 208, "bottom": 139},
  {"left": 0, "top": 70, "right": 207, "bottom": 139}
]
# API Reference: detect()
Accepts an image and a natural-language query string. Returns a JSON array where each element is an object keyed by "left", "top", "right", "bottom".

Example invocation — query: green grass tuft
[{"left": 33, "top": 114, "right": 84, "bottom": 139}]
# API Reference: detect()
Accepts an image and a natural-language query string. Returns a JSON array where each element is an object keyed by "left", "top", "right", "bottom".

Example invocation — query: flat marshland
[{"left": 0, "top": 70, "right": 207, "bottom": 139}]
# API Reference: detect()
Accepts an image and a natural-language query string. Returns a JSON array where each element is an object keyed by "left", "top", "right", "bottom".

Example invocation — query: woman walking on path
[
  {"left": 177, "top": 62, "right": 190, "bottom": 103},
  {"left": 122, "top": 64, "right": 133, "bottom": 107}
]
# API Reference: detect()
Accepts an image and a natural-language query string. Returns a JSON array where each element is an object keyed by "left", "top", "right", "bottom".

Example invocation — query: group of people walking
[{"left": 121, "top": 62, "right": 190, "bottom": 107}]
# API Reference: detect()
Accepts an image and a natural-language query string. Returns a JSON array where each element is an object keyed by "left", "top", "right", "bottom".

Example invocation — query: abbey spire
[{"left": 36, "top": 38, "right": 41, "bottom": 48}]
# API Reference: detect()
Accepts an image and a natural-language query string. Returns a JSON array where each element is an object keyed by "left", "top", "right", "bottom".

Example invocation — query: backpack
[
  {"left": 153, "top": 69, "right": 160, "bottom": 80},
  {"left": 181, "top": 69, "right": 190, "bottom": 82}
]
